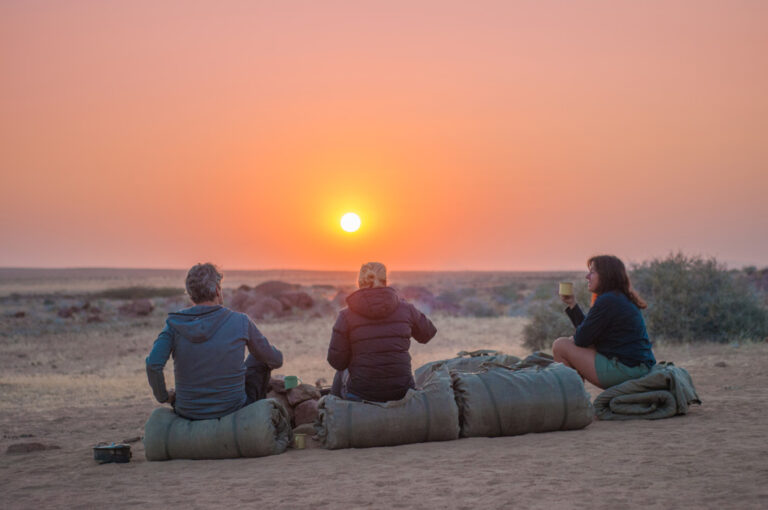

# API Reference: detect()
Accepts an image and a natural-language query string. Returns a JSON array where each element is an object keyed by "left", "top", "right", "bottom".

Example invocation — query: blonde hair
[{"left": 358, "top": 262, "right": 387, "bottom": 289}]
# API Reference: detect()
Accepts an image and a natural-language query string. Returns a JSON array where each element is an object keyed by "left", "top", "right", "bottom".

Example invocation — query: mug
[
  {"left": 284, "top": 375, "right": 301, "bottom": 390},
  {"left": 558, "top": 282, "right": 574, "bottom": 296}
]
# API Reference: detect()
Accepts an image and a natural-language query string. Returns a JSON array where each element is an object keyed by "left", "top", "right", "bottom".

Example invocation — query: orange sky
[{"left": 1, "top": 1, "right": 767, "bottom": 271}]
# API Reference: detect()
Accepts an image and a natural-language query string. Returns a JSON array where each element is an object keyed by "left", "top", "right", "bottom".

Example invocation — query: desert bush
[
  {"left": 93, "top": 287, "right": 185, "bottom": 300},
  {"left": 631, "top": 253, "right": 768, "bottom": 342},
  {"left": 462, "top": 297, "right": 499, "bottom": 318},
  {"left": 523, "top": 282, "right": 591, "bottom": 350}
]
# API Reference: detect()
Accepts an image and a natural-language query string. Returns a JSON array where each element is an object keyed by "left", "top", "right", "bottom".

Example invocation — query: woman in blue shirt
[{"left": 552, "top": 255, "right": 656, "bottom": 389}]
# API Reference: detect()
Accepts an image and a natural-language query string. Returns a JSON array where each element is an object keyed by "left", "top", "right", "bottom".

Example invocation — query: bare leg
[{"left": 552, "top": 336, "right": 602, "bottom": 388}]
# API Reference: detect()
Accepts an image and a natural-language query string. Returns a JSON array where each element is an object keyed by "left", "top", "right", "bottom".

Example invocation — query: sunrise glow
[{"left": 340, "top": 213, "right": 361, "bottom": 233}]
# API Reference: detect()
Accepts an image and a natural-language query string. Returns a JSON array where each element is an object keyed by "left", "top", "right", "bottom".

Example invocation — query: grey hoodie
[{"left": 146, "top": 305, "right": 283, "bottom": 420}]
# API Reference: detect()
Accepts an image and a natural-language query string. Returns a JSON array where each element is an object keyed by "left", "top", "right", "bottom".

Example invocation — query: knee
[{"left": 552, "top": 337, "right": 572, "bottom": 357}]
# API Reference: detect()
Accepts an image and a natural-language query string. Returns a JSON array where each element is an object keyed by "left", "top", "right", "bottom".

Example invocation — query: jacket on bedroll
[{"left": 327, "top": 287, "right": 437, "bottom": 402}]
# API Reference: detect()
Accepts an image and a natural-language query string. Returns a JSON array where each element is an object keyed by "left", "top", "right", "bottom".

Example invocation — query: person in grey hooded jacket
[{"left": 146, "top": 263, "right": 283, "bottom": 420}]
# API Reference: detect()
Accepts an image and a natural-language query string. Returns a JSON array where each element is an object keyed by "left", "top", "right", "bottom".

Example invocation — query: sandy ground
[{"left": 2, "top": 310, "right": 768, "bottom": 509}]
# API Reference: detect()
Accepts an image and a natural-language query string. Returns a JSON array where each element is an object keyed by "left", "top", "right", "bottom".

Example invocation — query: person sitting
[
  {"left": 327, "top": 262, "right": 437, "bottom": 402},
  {"left": 552, "top": 255, "right": 656, "bottom": 389},
  {"left": 146, "top": 263, "right": 283, "bottom": 420}
]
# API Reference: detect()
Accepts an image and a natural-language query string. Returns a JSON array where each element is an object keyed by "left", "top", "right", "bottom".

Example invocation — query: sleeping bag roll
[
  {"left": 452, "top": 363, "right": 593, "bottom": 438},
  {"left": 315, "top": 366, "right": 459, "bottom": 449},
  {"left": 143, "top": 398, "right": 292, "bottom": 461}
]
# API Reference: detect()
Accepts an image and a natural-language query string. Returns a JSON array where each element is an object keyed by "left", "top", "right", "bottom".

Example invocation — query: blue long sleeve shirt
[
  {"left": 565, "top": 291, "right": 656, "bottom": 368},
  {"left": 146, "top": 305, "right": 283, "bottom": 420}
]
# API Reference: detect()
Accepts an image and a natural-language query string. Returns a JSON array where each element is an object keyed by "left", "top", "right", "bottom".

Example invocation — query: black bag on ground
[{"left": 452, "top": 363, "right": 593, "bottom": 437}]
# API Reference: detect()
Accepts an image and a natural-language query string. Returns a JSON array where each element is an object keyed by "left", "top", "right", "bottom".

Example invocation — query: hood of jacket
[
  {"left": 166, "top": 305, "right": 233, "bottom": 343},
  {"left": 346, "top": 287, "right": 400, "bottom": 319}
]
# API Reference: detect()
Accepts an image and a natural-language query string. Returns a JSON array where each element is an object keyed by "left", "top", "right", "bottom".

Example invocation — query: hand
[
  {"left": 166, "top": 389, "right": 176, "bottom": 405},
  {"left": 560, "top": 294, "right": 576, "bottom": 309}
]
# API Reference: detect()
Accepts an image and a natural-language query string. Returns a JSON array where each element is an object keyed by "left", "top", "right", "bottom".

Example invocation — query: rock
[
  {"left": 57, "top": 307, "right": 77, "bottom": 318},
  {"left": 292, "top": 423, "right": 316, "bottom": 436},
  {"left": 715, "top": 361, "right": 727, "bottom": 368},
  {"left": 87, "top": 315, "right": 103, "bottom": 323},
  {"left": 266, "top": 391, "right": 294, "bottom": 422},
  {"left": 228, "top": 289, "right": 256, "bottom": 312},
  {"left": 237, "top": 284, "right": 252, "bottom": 292},
  {"left": 294, "top": 399, "right": 319, "bottom": 426},
  {"left": 118, "top": 299, "right": 154, "bottom": 317},
  {"left": 287, "top": 383, "right": 321, "bottom": 407},
  {"left": 277, "top": 291, "right": 314, "bottom": 310},
  {"left": 269, "top": 375, "right": 287, "bottom": 394},
  {"left": 244, "top": 297, "right": 284, "bottom": 319},
  {"left": 6, "top": 442, "right": 60, "bottom": 454},
  {"left": 252, "top": 280, "right": 299, "bottom": 297},
  {"left": 121, "top": 436, "right": 142, "bottom": 443},
  {"left": 12, "top": 311, "right": 26, "bottom": 318}
]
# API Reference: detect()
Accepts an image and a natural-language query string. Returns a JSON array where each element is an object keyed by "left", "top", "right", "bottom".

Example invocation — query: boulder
[
  {"left": 277, "top": 291, "right": 314, "bottom": 310},
  {"left": 244, "top": 297, "right": 284, "bottom": 319},
  {"left": 294, "top": 399, "right": 319, "bottom": 426},
  {"left": 287, "top": 383, "right": 321, "bottom": 407},
  {"left": 118, "top": 299, "right": 154, "bottom": 317},
  {"left": 269, "top": 375, "right": 287, "bottom": 394},
  {"left": 253, "top": 280, "right": 299, "bottom": 297},
  {"left": 228, "top": 290, "right": 255, "bottom": 312},
  {"left": 267, "top": 391, "right": 294, "bottom": 422}
]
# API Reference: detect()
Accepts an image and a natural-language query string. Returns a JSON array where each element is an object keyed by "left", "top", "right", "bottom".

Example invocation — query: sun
[{"left": 340, "top": 212, "right": 361, "bottom": 233}]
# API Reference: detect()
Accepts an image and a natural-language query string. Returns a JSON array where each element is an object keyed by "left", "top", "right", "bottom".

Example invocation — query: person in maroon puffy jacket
[{"left": 327, "top": 262, "right": 437, "bottom": 402}]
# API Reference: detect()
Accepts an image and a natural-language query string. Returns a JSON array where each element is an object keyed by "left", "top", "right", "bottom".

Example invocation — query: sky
[{"left": 1, "top": 1, "right": 767, "bottom": 271}]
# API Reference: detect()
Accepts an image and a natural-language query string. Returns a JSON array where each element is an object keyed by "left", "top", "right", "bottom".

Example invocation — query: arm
[
  {"left": 565, "top": 304, "right": 585, "bottom": 327},
  {"left": 410, "top": 305, "right": 437, "bottom": 344},
  {"left": 146, "top": 324, "right": 174, "bottom": 404},
  {"left": 573, "top": 296, "right": 613, "bottom": 348},
  {"left": 245, "top": 317, "right": 283, "bottom": 369},
  {"left": 327, "top": 312, "right": 351, "bottom": 371}
]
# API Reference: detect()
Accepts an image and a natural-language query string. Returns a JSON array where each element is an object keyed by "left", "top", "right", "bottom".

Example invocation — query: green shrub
[
  {"left": 92, "top": 287, "right": 185, "bottom": 300},
  {"left": 523, "top": 282, "right": 591, "bottom": 350},
  {"left": 631, "top": 253, "right": 768, "bottom": 342}
]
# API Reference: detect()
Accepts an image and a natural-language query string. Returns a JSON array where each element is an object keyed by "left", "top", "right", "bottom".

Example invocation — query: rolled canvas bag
[
  {"left": 593, "top": 362, "right": 701, "bottom": 420},
  {"left": 414, "top": 350, "right": 521, "bottom": 387},
  {"left": 144, "top": 398, "right": 292, "bottom": 461},
  {"left": 452, "top": 363, "right": 593, "bottom": 438},
  {"left": 315, "top": 366, "right": 459, "bottom": 449}
]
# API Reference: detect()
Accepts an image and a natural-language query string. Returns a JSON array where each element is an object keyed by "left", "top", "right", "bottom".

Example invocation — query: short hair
[
  {"left": 358, "top": 262, "right": 387, "bottom": 289},
  {"left": 186, "top": 263, "right": 223, "bottom": 304}
]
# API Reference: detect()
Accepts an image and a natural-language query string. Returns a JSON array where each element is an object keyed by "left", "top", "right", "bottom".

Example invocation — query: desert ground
[{"left": 1, "top": 270, "right": 767, "bottom": 509}]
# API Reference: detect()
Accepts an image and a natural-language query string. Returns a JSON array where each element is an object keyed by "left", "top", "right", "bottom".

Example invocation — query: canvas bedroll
[
  {"left": 143, "top": 398, "right": 292, "bottom": 461},
  {"left": 452, "top": 363, "right": 594, "bottom": 437},
  {"left": 315, "top": 366, "right": 459, "bottom": 449},
  {"left": 413, "top": 349, "right": 521, "bottom": 387},
  {"left": 593, "top": 362, "right": 701, "bottom": 420}
]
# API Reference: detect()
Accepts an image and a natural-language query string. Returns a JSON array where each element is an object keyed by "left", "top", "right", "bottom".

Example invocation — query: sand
[{"left": 2, "top": 305, "right": 768, "bottom": 509}]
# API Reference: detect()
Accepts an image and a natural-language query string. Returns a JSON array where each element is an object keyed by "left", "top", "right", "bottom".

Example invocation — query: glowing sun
[{"left": 340, "top": 212, "right": 361, "bottom": 232}]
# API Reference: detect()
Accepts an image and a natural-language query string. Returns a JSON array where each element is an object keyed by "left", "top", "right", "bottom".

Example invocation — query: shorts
[{"left": 594, "top": 353, "right": 651, "bottom": 388}]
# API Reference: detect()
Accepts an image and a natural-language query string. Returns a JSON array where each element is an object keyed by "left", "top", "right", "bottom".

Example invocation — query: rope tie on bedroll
[
  {"left": 551, "top": 368, "right": 570, "bottom": 430},
  {"left": 163, "top": 415, "right": 174, "bottom": 460},
  {"left": 477, "top": 374, "right": 503, "bottom": 436},
  {"left": 422, "top": 392, "right": 432, "bottom": 442},
  {"left": 231, "top": 409, "right": 243, "bottom": 457},
  {"left": 345, "top": 402, "right": 354, "bottom": 449}
]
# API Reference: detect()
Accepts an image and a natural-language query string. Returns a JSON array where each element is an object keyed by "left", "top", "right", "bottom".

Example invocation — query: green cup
[{"left": 284, "top": 375, "right": 300, "bottom": 390}]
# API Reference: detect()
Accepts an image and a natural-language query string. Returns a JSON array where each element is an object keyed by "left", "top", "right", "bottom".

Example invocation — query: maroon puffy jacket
[{"left": 327, "top": 286, "right": 437, "bottom": 402}]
